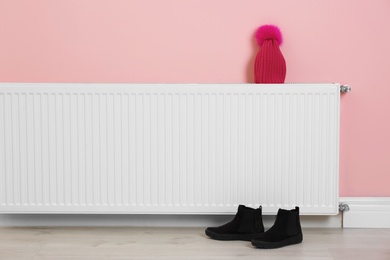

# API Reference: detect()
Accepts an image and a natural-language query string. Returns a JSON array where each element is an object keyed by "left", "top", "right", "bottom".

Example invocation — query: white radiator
[{"left": 0, "top": 83, "right": 340, "bottom": 215}]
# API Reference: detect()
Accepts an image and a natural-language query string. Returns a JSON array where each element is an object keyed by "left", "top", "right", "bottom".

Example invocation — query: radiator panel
[{"left": 0, "top": 83, "right": 340, "bottom": 215}]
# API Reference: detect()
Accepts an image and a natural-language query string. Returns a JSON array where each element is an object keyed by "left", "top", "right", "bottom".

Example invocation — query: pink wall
[{"left": 1, "top": 0, "right": 389, "bottom": 196}]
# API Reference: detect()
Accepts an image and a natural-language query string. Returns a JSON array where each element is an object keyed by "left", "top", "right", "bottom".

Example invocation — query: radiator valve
[
  {"left": 339, "top": 203, "right": 350, "bottom": 212},
  {"left": 340, "top": 85, "right": 351, "bottom": 93}
]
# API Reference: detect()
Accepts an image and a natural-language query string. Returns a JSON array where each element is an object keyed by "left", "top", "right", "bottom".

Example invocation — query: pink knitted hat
[{"left": 254, "top": 25, "right": 286, "bottom": 83}]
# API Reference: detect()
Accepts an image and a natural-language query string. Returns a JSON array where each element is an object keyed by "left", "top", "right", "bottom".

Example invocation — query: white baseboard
[
  {"left": 0, "top": 214, "right": 342, "bottom": 228},
  {"left": 340, "top": 197, "right": 390, "bottom": 228},
  {"left": 3, "top": 197, "right": 390, "bottom": 228}
]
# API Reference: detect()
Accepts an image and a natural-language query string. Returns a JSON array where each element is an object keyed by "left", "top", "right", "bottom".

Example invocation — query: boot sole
[
  {"left": 205, "top": 229, "right": 264, "bottom": 241},
  {"left": 251, "top": 233, "right": 303, "bottom": 249}
]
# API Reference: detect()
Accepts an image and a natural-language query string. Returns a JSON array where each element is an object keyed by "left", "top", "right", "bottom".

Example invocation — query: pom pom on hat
[
  {"left": 255, "top": 25, "right": 283, "bottom": 46},
  {"left": 254, "top": 24, "right": 286, "bottom": 83}
]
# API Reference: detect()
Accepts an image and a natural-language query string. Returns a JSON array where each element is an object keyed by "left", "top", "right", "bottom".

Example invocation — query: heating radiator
[{"left": 0, "top": 83, "right": 340, "bottom": 215}]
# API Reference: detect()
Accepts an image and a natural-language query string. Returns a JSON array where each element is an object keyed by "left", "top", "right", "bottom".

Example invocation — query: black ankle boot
[
  {"left": 251, "top": 206, "right": 303, "bottom": 249},
  {"left": 205, "top": 205, "right": 264, "bottom": 241}
]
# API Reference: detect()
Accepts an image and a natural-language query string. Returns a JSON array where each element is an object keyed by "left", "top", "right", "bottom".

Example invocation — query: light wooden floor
[{"left": 1, "top": 227, "right": 390, "bottom": 260}]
